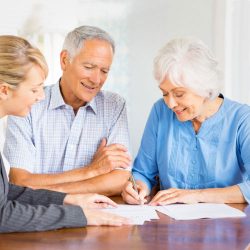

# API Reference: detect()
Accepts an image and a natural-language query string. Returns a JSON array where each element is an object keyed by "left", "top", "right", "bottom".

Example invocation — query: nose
[
  {"left": 89, "top": 69, "right": 101, "bottom": 85},
  {"left": 36, "top": 88, "right": 45, "bottom": 102},
  {"left": 165, "top": 95, "right": 177, "bottom": 109}
]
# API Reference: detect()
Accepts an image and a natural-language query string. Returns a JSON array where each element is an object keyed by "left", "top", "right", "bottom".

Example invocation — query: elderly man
[{"left": 4, "top": 26, "right": 131, "bottom": 196}]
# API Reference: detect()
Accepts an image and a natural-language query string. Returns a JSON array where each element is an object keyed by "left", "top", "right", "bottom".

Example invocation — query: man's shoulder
[{"left": 96, "top": 90, "right": 126, "bottom": 105}]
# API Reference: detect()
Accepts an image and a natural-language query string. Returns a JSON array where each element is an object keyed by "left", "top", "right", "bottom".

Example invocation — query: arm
[
  {"left": 122, "top": 104, "right": 161, "bottom": 204},
  {"left": 0, "top": 183, "right": 86, "bottom": 233},
  {"left": 2, "top": 184, "right": 130, "bottom": 232},
  {"left": 39, "top": 169, "right": 131, "bottom": 196},
  {"left": 149, "top": 185, "right": 246, "bottom": 205},
  {"left": 7, "top": 183, "right": 66, "bottom": 205},
  {"left": 38, "top": 95, "right": 132, "bottom": 195},
  {"left": 9, "top": 139, "right": 131, "bottom": 188},
  {"left": 149, "top": 107, "right": 250, "bottom": 206}
]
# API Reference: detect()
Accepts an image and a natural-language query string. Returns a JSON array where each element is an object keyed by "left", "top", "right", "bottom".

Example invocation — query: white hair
[
  {"left": 154, "top": 37, "right": 222, "bottom": 100},
  {"left": 62, "top": 25, "right": 115, "bottom": 59}
]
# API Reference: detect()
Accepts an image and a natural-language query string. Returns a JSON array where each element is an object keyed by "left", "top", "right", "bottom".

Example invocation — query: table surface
[{"left": 0, "top": 198, "right": 250, "bottom": 250}]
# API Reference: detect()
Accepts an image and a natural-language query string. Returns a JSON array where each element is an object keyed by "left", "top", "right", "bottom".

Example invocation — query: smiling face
[
  {"left": 159, "top": 78, "right": 207, "bottom": 122},
  {"left": 0, "top": 64, "right": 45, "bottom": 117},
  {"left": 59, "top": 39, "right": 113, "bottom": 109}
]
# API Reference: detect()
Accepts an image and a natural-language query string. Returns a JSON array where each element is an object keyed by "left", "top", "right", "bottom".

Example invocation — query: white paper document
[
  {"left": 102, "top": 205, "right": 159, "bottom": 225},
  {"left": 155, "top": 203, "right": 246, "bottom": 220}
]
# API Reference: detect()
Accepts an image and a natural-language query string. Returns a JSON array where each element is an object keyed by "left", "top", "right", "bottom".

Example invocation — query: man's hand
[{"left": 87, "top": 138, "right": 131, "bottom": 176}]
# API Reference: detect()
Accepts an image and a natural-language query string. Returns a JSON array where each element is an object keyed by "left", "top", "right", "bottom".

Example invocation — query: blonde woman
[{"left": 0, "top": 35, "right": 129, "bottom": 233}]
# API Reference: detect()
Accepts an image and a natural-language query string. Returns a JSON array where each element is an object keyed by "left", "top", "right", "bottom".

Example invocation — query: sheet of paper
[
  {"left": 156, "top": 203, "right": 246, "bottom": 220},
  {"left": 102, "top": 205, "right": 159, "bottom": 225}
]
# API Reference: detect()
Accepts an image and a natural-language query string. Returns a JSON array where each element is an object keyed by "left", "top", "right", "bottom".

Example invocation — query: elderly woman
[
  {"left": 0, "top": 35, "right": 129, "bottom": 233},
  {"left": 122, "top": 37, "right": 250, "bottom": 205}
]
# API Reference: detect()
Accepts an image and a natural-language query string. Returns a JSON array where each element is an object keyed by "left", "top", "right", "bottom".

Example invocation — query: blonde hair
[{"left": 0, "top": 35, "right": 48, "bottom": 87}]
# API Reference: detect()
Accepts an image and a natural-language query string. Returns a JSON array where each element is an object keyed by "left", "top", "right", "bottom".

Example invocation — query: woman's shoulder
[{"left": 224, "top": 97, "right": 250, "bottom": 122}]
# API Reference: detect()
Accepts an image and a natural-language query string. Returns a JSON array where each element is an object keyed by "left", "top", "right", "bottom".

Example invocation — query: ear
[
  {"left": 0, "top": 83, "right": 12, "bottom": 100},
  {"left": 60, "top": 50, "right": 70, "bottom": 71}
]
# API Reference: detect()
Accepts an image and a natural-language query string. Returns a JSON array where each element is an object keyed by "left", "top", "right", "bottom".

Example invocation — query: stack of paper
[
  {"left": 155, "top": 203, "right": 246, "bottom": 220},
  {"left": 101, "top": 203, "right": 246, "bottom": 224}
]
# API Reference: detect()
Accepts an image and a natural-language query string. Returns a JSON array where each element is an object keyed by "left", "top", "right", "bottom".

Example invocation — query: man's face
[{"left": 60, "top": 39, "right": 113, "bottom": 106}]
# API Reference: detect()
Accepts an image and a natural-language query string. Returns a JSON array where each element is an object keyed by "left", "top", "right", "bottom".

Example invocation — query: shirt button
[
  {"left": 192, "top": 160, "right": 196, "bottom": 164},
  {"left": 193, "top": 147, "right": 197, "bottom": 151}
]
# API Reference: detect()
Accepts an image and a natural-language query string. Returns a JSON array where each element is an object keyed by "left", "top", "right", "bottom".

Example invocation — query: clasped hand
[{"left": 89, "top": 138, "right": 131, "bottom": 175}]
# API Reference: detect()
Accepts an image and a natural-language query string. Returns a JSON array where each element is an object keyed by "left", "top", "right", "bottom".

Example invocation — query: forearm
[
  {"left": 198, "top": 185, "right": 246, "bottom": 203},
  {"left": 0, "top": 200, "right": 86, "bottom": 233},
  {"left": 9, "top": 166, "right": 98, "bottom": 188},
  {"left": 44, "top": 170, "right": 131, "bottom": 196},
  {"left": 8, "top": 183, "right": 66, "bottom": 205}
]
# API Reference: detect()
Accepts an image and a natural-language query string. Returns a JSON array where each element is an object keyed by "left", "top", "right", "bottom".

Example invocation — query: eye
[
  {"left": 84, "top": 65, "right": 93, "bottom": 69},
  {"left": 31, "top": 89, "right": 38, "bottom": 93},
  {"left": 101, "top": 69, "right": 109, "bottom": 74},
  {"left": 163, "top": 92, "right": 168, "bottom": 97},
  {"left": 174, "top": 92, "right": 185, "bottom": 98}
]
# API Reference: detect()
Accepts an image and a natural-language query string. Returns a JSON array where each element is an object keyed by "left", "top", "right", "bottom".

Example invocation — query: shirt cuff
[
  {"left": 133, "top": 172, "right": 153, "bottom": 192},
  {"left": 238, "top": 181, "right": 250, "bottom": 203}
]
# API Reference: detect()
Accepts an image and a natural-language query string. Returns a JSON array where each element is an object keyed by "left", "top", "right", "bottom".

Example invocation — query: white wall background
[
  {"left": 126, "top": 0, "right": 215, "bottom": 153},
  {"left": 0, "top": 0, "right": 227, "bottom": 161}
]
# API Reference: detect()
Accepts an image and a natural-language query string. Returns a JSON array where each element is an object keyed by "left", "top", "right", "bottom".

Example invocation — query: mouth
[
  {"left": 81, "top": 82, "right": 96, "bottom": 90},
  {"left": 174, "top": 108, "right": 187, "bottom": 115}
]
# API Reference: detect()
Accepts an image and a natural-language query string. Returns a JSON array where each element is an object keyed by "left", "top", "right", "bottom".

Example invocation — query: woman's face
[
  {"left": 159, "top": 78, "right": 206, "bottom": 122},
  {"left": 8, "top": 65, "right": 45, "bottom": 116}
]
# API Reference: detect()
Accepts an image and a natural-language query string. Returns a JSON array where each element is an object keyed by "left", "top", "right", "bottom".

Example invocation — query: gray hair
[
  {"left": 62, "top": 25, "right": 115, "bottom": 59},
  {"left": 154, "top": 37, "right": 222, "bottom": 100}
]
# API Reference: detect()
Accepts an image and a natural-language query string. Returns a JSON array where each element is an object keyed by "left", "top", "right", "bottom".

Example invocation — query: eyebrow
[{"left": 159, "top": 86, "right": 184, "bottom": 92}]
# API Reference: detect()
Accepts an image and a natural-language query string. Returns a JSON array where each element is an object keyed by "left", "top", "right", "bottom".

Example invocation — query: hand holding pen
[{"left": 121, "top": 174, "right": 149, "bottom": 205}]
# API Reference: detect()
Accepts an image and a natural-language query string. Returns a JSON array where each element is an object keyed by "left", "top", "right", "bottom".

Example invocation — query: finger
[
  {"left": 103, "top": 143, "right": 129, "bottom": 152},
  {"left": 93, "top": 195, "right": 118, "bottom": 207},
  {"left": 150, "top": 192, "right": 178, "bottom": 205},
  {"left": 96, "top": 138, "right": 107, "bottom": 153},
  {"left": 100, "top": 157, "right": 131, "bottom": 170},
  {"left": 157, "top": 196, "right": 179, "bottom": 205},
  {"left": 122, "top": 184, "right": 141, "bottom": 205},
  {"left": 85, "top": 209, "right": 131, "bottom": 226},
  {"left": 112, "top": 160, "right": 131, "bottom": 169},
  {"left": 91, "top": 203, "right": 110, "bottom": 209},
  {"left": 97, "top": 210, "right": 132, "bottom": 226},
  {"left": 126, "top": 182, "right": 141, "bottom": 200},
  {"left": 138, "top": 189, "right": 148, "bottom": 205},
  {"left": 95, "top": 153, "right": 132, "bottom": 167},
  {"left": 102, "top": 151, "right": 132, "bottom": 161},
  {"left": 149, "top": 190, "right": 175, "bottom": 204},
  {"left": 106, "top": 213, "right": 132, "bottom": 226}
]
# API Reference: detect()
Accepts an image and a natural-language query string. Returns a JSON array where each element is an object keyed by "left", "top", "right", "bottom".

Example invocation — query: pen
[{"left": 129, "top": 174, "right": 143, "bottom": 204}]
